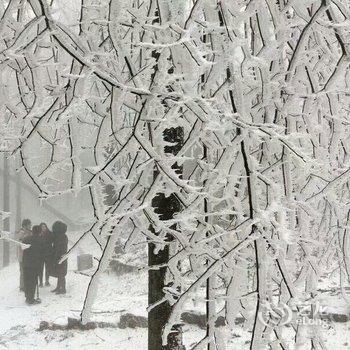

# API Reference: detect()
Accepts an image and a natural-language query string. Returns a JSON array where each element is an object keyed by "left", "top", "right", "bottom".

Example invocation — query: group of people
[{"left": 16, "top": 219, "right": 68, "bottom": 305}]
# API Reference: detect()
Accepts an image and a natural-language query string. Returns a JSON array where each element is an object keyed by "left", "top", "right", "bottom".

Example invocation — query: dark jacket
[
  {"left": 51, "top": 224, "right": 68, "bottom": 277},
  {"left": 16, "top": 228, "right": 32, "bottom": 263},
  {"left": 22, "top": 235, "right": 45, "bottom": 272},
  {"left": 40, "top": 230, "right": 53, "bottom": 258}
]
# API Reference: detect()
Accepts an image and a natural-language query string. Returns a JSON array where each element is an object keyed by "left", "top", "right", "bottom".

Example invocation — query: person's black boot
[
  {"left": 26, "top": 299, "right": 35, "bottom": 305},
  {"left": 45, "top": 281, "right": 50, "bottom": 287},
  {"left": 51, "top": 288, "right": 58, "bottom": 293}
]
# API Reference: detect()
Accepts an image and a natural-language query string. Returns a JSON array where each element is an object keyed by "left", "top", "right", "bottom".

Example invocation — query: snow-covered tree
[{"left": 1, "top": 0, "right": 350, "bottom": 349}]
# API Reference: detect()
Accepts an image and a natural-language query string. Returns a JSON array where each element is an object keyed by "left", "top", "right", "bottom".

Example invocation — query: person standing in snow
[
  {"left": 16, "top": 219, "right": 32, "bottom": 292},
  {"left": 50, "top": 221, "right": 68, "bottom": 294},
  {"left": 38, "top": 222, "right": 53, "bottom": 287},
  {"left": 21, "top": 225, "right": 45, "bottom": 305}
]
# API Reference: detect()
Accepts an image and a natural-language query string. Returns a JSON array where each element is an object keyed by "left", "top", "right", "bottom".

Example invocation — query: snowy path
[
  {"left": 0, "top": 259, "right": 149, "bottom": 350},
  {"left": 0, "top": 259, "right": 243, "bottom": 349},
  {"left": 0, "top": 262, "right": 85, "bottom": 327},
  {"left": 1, "top": 260, "right": 348, "bottom": 349}
]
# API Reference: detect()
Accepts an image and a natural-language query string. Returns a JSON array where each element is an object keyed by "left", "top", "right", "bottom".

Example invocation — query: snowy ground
[
  {"left": 0, "top": 261, "right": 142, "bottom": 349},
  {"left": 0, "top": 250, "right": 349, "bottom": 349},
  {"left": 0, "top": 255, "right": 250, "bottom": 350}
]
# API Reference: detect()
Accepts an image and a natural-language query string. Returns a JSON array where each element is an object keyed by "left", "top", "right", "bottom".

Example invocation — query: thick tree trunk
[
  {"left": 148, "top": 237, "right": 171, "bottom": 350},
  {"left": 149, "top": 127, "right": 184, "bottom": 350}
]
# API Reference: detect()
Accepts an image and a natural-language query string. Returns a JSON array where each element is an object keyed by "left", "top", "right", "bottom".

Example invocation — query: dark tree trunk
[{"left": 149, "top": 127, "right": 185, "bottom": 350}]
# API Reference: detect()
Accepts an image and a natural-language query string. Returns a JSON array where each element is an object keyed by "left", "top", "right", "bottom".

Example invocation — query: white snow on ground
[
  {"left": 0, "top": 243, "right": 349, "bottom": 350},
  {"left": 0, "top": 248, "right": 249, "bottom": 350},
  {"left": 0, "top": 260, "right": 250, "bottom": 350},
  {"left": 0, "top": 257, "right": 148, "bottom": 350}
]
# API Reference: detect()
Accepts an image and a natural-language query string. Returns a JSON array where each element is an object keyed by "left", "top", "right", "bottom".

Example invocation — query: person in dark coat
[
  {"left": 22, "top": 225, "right": 44, "bottom": 305},
  {"left": 16, "top": 219, "right": 32, "bottom": 292},
  {"left": 51, "top": 221, "right": 68, "bottom": 294},
  {"left": 38, "top": 223, "right": 53, "bottom": 287}
]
